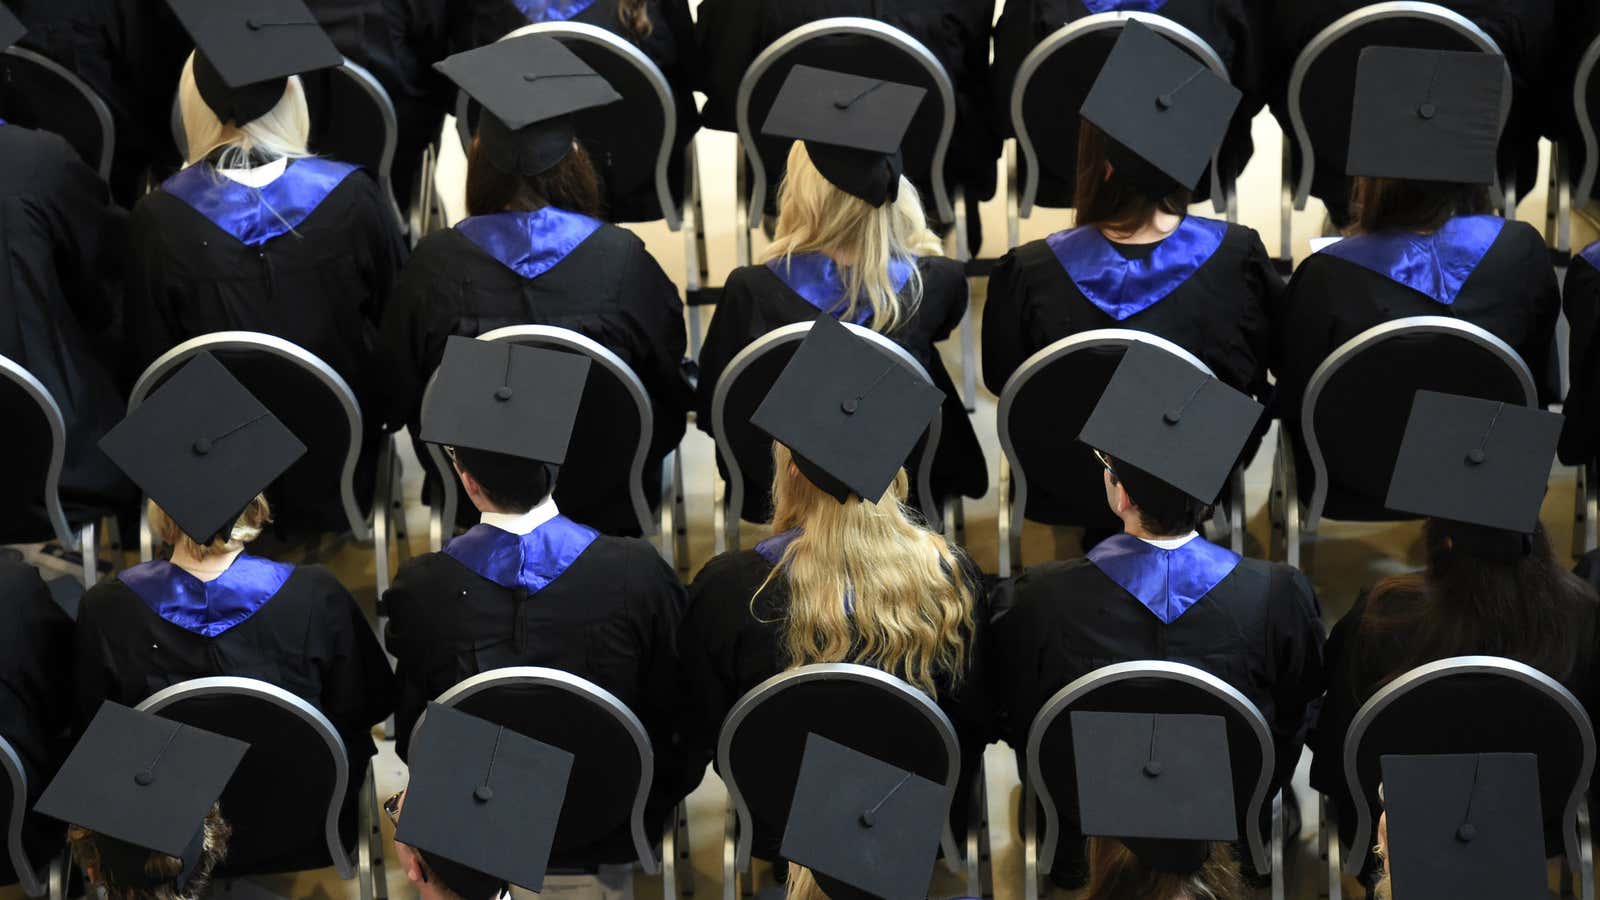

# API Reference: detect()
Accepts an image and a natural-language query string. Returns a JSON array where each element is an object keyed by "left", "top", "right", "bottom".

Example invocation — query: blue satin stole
[
  {"left": 755, "top": 528, "right": 858, "bottom": 613},
  {"left": 765, "top": 253, "right": 916, "bottom": 325},
  {"left": 445, "top": 517, "right": 600, "bottom": 593},
  {"left": 514, "top": 0, "right": 599, "bottom": 20},
  {"left": 1082, "top": 0, "right": 1169, "bottom": 11},
  {"left": 1580, "top": 239, "right": 1600, "bottom": 269},
  {"left": 1086, "top": 533, "right": 1241, "bottom": 625},
  {"left": 456, "top": 208, "right": 604, "bottom": 281},
  {"left": 1047, "top": 216, "right": 1228, "bottom": 320},
  {"left": 118, "top": 555, "right": 295, "bottom": 638},
  {"left": 1319, "top": 214, "right": 1505, "bottom": 306},
  {"left": 160, "top": 157, "right": 359, "bottom": 247}
]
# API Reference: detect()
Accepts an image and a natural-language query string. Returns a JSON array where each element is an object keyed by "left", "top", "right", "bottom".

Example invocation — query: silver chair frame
[
  {"left": 2, "top": 46, "right": 115, "bottom": 182},
  {"left": 0, "top": 354, "right": 100, "bottom": 586},
  {"left": 994, "top": 329, "right": 1245, "bottom": 576},
  {"left": 1563, "top": 33, "right": 1600, "bottom": 255},
  {"left": 708, "top": 321, "right": 945, "bottom": 554},
  {"left": 1333, "top": 656, "right": 1596, "bottom": 900},
  {"left": 1270, "top": 316, "right": 1536, "bottom": 569},
  {"left": 1022, "top": 660, "right": 1280, "bottom": 900},
  {"left": 0, "top": 735, "right": 50, "bottom": 898},
  {"left": 1281, "top": 2, "right": 1512, "bottom": 257},
  {"left": 1006, "top": 11, "right": 1235, "bottom": 251}
]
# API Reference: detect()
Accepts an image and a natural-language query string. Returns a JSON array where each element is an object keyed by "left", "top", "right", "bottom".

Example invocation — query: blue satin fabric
[
  {"left": 514, "top": 0, "right": 598, "bottom": 20},
  {"left": 160, "top": 157, "right": 359, "bottom": 247},
  {"left": 445, "top": 518, "right": 600, "bottom": 593},
  {"left": 1083, "top": 0, "right": 1169, "bottom": 11},
  {"left": 1580, "top": 239, "right": 1600, "bottom": 269},
  {"left": 118, "top": 555, "right": 295, "bottom": 638},
  {"left": 755, "top": 528, "right": 802, "bottom": 566},
  {"left": 1047, "top": 216, "right": 1228, "bottom": 320},
  {"left": 765, "top": 253, "right": 916, "bottom": 325},
  {"left": 457, "top": 208, "right": 604, "bottom": 280},
  {"left": 1320, "top": 214, "right": 1505, "bottom": 306},
  {"left": 1086, "top": 533, "right": 1241, "bottom": 625}
]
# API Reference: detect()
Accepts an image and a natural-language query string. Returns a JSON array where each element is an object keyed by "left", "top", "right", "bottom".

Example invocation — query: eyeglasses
[
  {"left": 384, "top": 790, "right": 403, "bottom": 827},
  {"left": 443, "top": 446, "right": 458, "bottom": 463},
  {"left": 1092, "top": 448, "right": 1116, "bottom": 474}
]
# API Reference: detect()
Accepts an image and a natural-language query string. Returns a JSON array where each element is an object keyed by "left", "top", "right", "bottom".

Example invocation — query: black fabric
[
  {"left": 0, "top": 46, "right": 115, "bottom": 180},
  {"left": 1560, "top": 254, "right": 1600, "bottom": 464}
]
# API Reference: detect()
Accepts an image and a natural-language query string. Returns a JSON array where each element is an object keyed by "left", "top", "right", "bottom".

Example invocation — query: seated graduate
[
  {"left": 1273, "top": 47, "right": 1561, "bottom": 426},
  {"left": 680, "top": 316, "right": 991, "bottom": 860},
  {"left": 37, "top": 702, "right": 246, "bottom": 900},
  {"left": 72, "top": 353, "right": 395, "bottom": 867},
  {"left": 0, "top": 562, "right": 75, "bottom": 871},
  {"left": 0, "top": 8, "right": 132, "bottom": 545},
  {"left": 988, "top": 344, "right": 1325, "bottom": 885},
  {"left": 983, "top": 23, "right": 1277, "bottom": 404},
  {"left": 1559, "top": 239, "right": 1600, "bottom": 464},
  {"left": 383, "top": 336, "right": 694, "bottom": 856},
  {"left": 696, "top": 66, "right": 987, "bottom": 518},
  {"left": 384, "top": 35, "right": 689, "bottom": 536},
  {"left": 1310, "top": 391, "right": 1598, "bottom": 857}
]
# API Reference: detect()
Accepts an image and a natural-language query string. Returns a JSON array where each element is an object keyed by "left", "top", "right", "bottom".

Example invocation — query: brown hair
[
  {"left": 69, "top": 804, "right": 232, "bottom": 900},
  {"left": 150, "top": 495, "right": 271, "bottom": 561},
  {"left": 464, "top": 137, "right": 603, "bottom": 218},
  {"left": 1074, "top": 121, "right": 1190, "bottom": 236},
  {"left": 1348, "top": 176, "right": 1492, "bottom": 235},
  {"left": 617, "top": 0, "right": 653, "bottom": 38},
  {"left": 1085, "top": 838, "right": 1246, "bottom": 900}
]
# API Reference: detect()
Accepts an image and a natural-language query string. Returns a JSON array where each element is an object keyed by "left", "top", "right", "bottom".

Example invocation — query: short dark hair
[
  {"left": 1107, "top": 456, "right": 1211, "bottom": 537},
  {"left": 1074, "top": 121, "right": 1191, "bottom": 234},
  {"left": 453, "top": 447, "right": 553, "bottom": 513},
  {"left": 420, "top": 852, "right": 506, "bottom": 900},
  {"left": 1349, "top": 176, "right": 1492, "bottom": 234},
  {"left": 465, "top": 136, "right": 603, "bottom": 218}
]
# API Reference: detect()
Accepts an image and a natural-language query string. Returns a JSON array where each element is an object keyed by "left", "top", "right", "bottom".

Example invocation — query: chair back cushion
[
  {"left": 1004, "top": 344, "right": 1125, "bottom": 531},
  {"left": 0, "top": 375, "right": 58, "bottom": 544}
]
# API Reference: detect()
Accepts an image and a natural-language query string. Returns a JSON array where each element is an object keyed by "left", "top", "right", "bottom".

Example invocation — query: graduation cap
[
  {"left": 418, "top": 335, "right": 591, "bottom": 467},
  {"left": 166, "top": 0, "right": 343, "bottom": 126},
  {"left": 751, "top": 314, "right": 942, "bottom": 505},
  {"left": 1379, "top": 753, "right": 1547, "bottom": 900},
  {"left": 35, "top": 702, "right": 248, "bottom": 892},
  {"left": 780, "top": 733, "right": 949, "bottom": 900},
  {"left": 1080, "top": 21, "right": 1243, "bottom": 196},
  {"left": 1079, "top": 341, "right": 1263, "bottom": 507},
  {"left": 397, "top": 703, "right": 574, "bottom": 897},
  {"left": 1071, "top": 710, "right": 1238, "bottom": 874},
  {"left": 0, "top": 3, "right": 24, "bottom": 51},
  {"left": 1385, "top": 390, "right": 1561, "bottom": 555},
  {"left": 760, "top": 65, "right": 928, "bottom": 208},
  {"left": 435, "top": 34, "right": 621, "bottom": 176},
  {"left": 1347, "top": 46, "right": 1506, "bottom": 185},
  {"left": 98, "top": 352, "right": 306, "bottom": 546}
]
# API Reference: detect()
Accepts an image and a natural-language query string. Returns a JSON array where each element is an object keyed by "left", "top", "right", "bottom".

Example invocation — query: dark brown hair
[
  {"left": 453, "top": 446, "right": 552, "bottom": 512},
  {"left": 1074, "top": 121, "right": 1190, "bottom": 235},
  {"left": 1348, "top": 176, "right": 1493, "bottom": 235},
  {"left": 1107, "top": 456, "right": 1211, "bottom": 537},
  {"left": 618, "top": 0, "right": 653, "bottom": 38},
  {"left": 465, "top": 137, "right": 603, "bottom": 218},
  {"left": 1085, "top": 838, "right": 1246, "bottom": 900}
]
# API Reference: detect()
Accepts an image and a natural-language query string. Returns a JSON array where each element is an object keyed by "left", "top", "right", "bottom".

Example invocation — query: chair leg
[
  {"left": 1324, "top": 795, "right": 1343, "bottom": 900},
  {"left": 372, "top": 437, "right": 393, "bottom": 597},
  {"left": 1006, "top": 140, "right": 1020, "bottom": 251},
  {"left": 357, "top": 767, "right": 376, "bottom": 900},
  {"left": 678, "top": 802, "right": 695, "bottom": 897},
  {"left": 1280, "top": 138, "right": 1295, "bottom": 263},
  {"left": 662, "top": 807, "right": 680, "bottom": 900},
  {"left": 675, "top": 452, "right": 690, "bottom": 575},
  {"left": 659, "top": 452, "right": 677, "bottom": 569},
  {"left": 79, "top": 522, "right": 97, "bottom": 589},
  {"left": 998, "top": 457, "right": 1013, "bottom": 578},
  {"left": 1271, "top": 790, "right": 1285, "bottom": 900},
  {"left": 713, "top": 469, "right": 728, "bottom": 556},
  {"left": 1578, "top": 799, "right": 1595, "bottom": 900},
  {"left": 1023, "top": 780, "right": 1040, "bottom": 900},
  {"left": 722, "top": 802, "right": 738, "bottom": 900}
]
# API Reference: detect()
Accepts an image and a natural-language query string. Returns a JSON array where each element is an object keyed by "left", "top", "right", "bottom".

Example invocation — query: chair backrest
[
  {"left": 421, "top": 325, "right": 656, "bottom": 538},
  {"left": 708, "top": 321, "right": 943, "bottom": 538},
  {"left": 1025, "top": 660, "right": 1275, "bottom": 876},
  {"left": 1572, "top": 31, "right": 1600, "bottom": 204},
  {"left": 0, "top": 354, "right": 81, "bottom": 551},
  {"left": 454, "top": 22, "right": 680, "bottom": 228},
  {"left": 735, "top": 17, "right": 957, "bottom": 225},
  {"left": 717, "top": 663, "right": 962, "bottom": 869},
  {"left": 1298, "top": 316, "right": 1536, "bottom": 530},
  {"left": 1285, "top": 2, "right": 1512, "bottom": 210},
  {"left": 998, "top": 330, "right": 1213, "bottom": 534},
  {"left": 0, "top": 46, "right": 114, "bottom": 181},
  {"left": 1010, "top": 12, "right": 1228, "bottom": 216},
  {"left": 0, "top": 735, "right": 43, "bottom": 896},
  {"left": 127, "top": 332, "right": 369, "bottom": 553},
  {"left": 424, "top": 667, "right": 658, "bottom": 871},
  {"left": 137, "top": 677, "right": 354, "bottom": 880},
  {"left": 1340, "top": 656, "right": 1596, "bottom": 877}
]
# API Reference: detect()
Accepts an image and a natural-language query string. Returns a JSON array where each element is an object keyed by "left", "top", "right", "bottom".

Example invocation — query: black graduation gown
[
  {"left": 381, "top": 218, "right": 690, "bottom": 536},
  {"left": 982, "top": 218, "right": 1278, "bottom": 400},
  {"left": 0, "top": 564, "right": 75, "bottom": 876},
  {"left": 72, "top": 561, "right": 395, "bottom": 874},
  {"left": 695, "top": 256, "right": 988, "bottom": 514},
  {"left": 1561, "top": 249, "right": 1600, "bottom": 464},
  {"left": 0, "top": 124, "right": 132, "bottom": 543},
  {"left": 677, "top": 546, "right": 993, "bottom": 861}
]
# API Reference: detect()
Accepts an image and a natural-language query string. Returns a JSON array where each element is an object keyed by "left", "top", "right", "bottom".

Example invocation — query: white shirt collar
[
  {"left": 1139, "top": 530, "right": 1200, "bottom": 551},
  {"left": 480, "top": 496, "right": 560, "bottom": 536},
  {"left": 216, "top": 156, "right": 288, "bottom": 187}
]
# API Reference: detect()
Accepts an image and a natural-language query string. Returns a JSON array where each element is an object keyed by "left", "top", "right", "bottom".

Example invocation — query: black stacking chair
[
  {"left": 0, "top": 734, "right": 64, "bottom": 899},
  {"left": 1547, "top": 29, "right": 1600, "bottom": 255},
  {"left": 0, "top": 46, "right": 114, "bottom": 181}
]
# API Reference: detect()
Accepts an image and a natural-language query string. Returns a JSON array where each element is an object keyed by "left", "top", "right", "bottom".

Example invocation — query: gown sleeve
[
  {"left": 352, "top": 172, "right": 410, "bottom": 332},
  {"left": 121, "top": 199, "right": 186, "bottom": 387},
  {"left": 617, "top": 241, "right": 692, "bottom": 460},
  {"left": 379, "top": 236, "right": 449, "bottom": 433},
  {"left": 675, "top": 553, "right": 756, "bottom": 776},
  {"left": 980, "top": 249, "right": 1034, "bottom": 395},
  {"left": 1239, "top": 228, "right": 1282, "bottom": 403},
  {"left": 693, "top": 269, "right": 755, "bottom": 431},
  {"left": 314, "top": 570, "right": 396, "bottom": 758},
  {"left": 37, "top": 135, "right": 125, "bottom": 333},
  {"left": 1562, "top": 258, "right": 1600, "bottom": 463},
  {"left": 624, "top": 550, "right": 701, "bottom": 802},
  {"left": 0, "top": 565, "right": 75, "bottom": 789},
  {"left": 69, "top": 587, "right": 119, "bottom": 734},
  {"left": 1262, "top": 564, "right": 1327, "bottom": 787}
]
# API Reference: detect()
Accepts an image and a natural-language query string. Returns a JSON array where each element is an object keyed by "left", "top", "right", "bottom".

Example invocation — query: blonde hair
[
  {"left": 69, "top": 804, "right": 232, "bottom": 900},
  {"left": 178, "top": 52, "right": 312, "bottom": 166},
  {"left": 1085, "top": 838, "right": 1246, "bottom": 900},
  {"left": 784, "top": 865, "right": 829, "bottom": 900},
  {"left": 761, "top": 142, "right": 945, "bottom": 334},
  {"left": 760, "top": 443, "right": 973, "bottom": 697},
  {"left": 149, "top": 494, "right": 271, "bottom": 561}
]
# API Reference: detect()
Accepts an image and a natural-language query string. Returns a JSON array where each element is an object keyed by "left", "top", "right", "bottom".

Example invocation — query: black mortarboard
[
  {"left": 780, "top": 733, "right": 949, "bottom": 900},
  {"left": 418, "top": 336, "right": 591, "bottom": 466},
  {"left": 0, "top": 4, "right": 24, "bottom": 51},
  {"left": 98, "top": 352, "right": 306, "bottom": 545},
  {"left": 397, "top": 703, "right": 573, "bottom": 896},
  {"left": 1380, "top": 753, "right": 1547, "bottom": 900},
  {"left": 1080, "top": 21, "right": 1242, "bottom": 196},
  {"left": 751, "top": 315, "right": 942, "bottom": 505},
  {"left": 435, "top": 34, "right": 621, "bottom": 176},
  {"left": 760, "top": 65, "right": 927, "bottom": 208},
  {"left": 1347, "top": 47, "right": 1505, "bottom": 185},
  {"left": 35, "top": 703, "right": 247, "bottom": 890},
  {"left": 1071, "top": 711, "right": 1237, "bottom": 875},
  {"left": 166, "top": 0, "right": 343, "bottom": 126},
  {"left": 1079, "top": 341, "right": 1262, "bottom": 506}
]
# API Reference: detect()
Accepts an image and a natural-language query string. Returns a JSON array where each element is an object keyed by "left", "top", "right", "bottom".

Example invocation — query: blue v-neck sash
[
  {"left": 1082, "top": 0, "right": 1169, "bottom": 11},
  {"left": 118, "top": 554, "right": 295, "bottom": 638},
  {"left": 456, "top": 208, "right": 604, "bottom": 281},
  {"left": 1320, "top": 214, "right": 1505, "bottom": 306},
  {"left": 1047, "top": 216, "right": 1228, "bottom": 320},
  {"left": 1087, "top": 533, "right": 1241, "bottom": 625},
  {"left": 445, "top": 518, "right": 599, "bottom": 593},
  {"left": 765, "top": 253, "right": 915, "bottom": 325},
  {"left": 161, "top": 158, "right": 359, "bottom": 247},
  {"left": 514, "top": 0, "right": 599, "bottom": 20},
  {"left": 1580, "top": 239, "right": 1600, "bottom": 270}
]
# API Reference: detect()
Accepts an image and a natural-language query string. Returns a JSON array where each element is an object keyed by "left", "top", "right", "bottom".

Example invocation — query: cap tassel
[
  {"left": 1143, "top": 715, "right": 1164, "bottom": 778},
  {"left": 1456, "top": 754, "right": 1484, "bottom": 843},
  {"left": 134, "top": 722, "right": 185, "bottom": 787},
  {"left": 1155, "top": 66, "right": 1205, "bottom": 111},
  {"left": 474, "top": 726, "right": 505, "bottom": 803},
  {"left": 858, "top": 771, "right": 914, "bottom": 828},
  {"left": 841, "top": 361, "right": 898, "bottom": 416},
  {"left": 1416, "top": 57, "right": 1442, "bottom": 120},
  {"left": 245, "top": 18, "right": 319, "bottom": 30},
  {"left": 833, "top": 80, "right": 887, "bottom": 111},
  {"left": 1163, "top": 378, "right": 1208, "bottom": 426},
  {"left": 1465, "top": 402, "right": 1505, "bottom": 467},
  {"left": 193, "top": 411, "right": 270, "bottom": 457},
  {"left": 495, "top": 345, "right": 515, "bottom": 402}
]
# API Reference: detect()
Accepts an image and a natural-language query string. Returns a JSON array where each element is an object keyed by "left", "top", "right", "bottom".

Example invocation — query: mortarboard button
[
  {"left": 473, "top": 785, "right": 494, "bottom": 803},
  {"left": 1144, "top": 760, "right": 1164, "bottom": 778},
  {"left": 1156, "top": 94, "right": 1174, "bottom": 110},
  {"left": 494, "top": 386, "right": 513, "bottom": 402},
  {"left": 192, "top": 438, "right": 212, "bottom": 456},
  {"left": 1456, "top": 823, "right": 1477, "bottom": 843},
  {"left": 1465, "top": 448, "right": 1486, "bottom": 466},
  {"left": 1418, "top": 102, "right": 1438, "bottom": 119},
  {"left": 134, "top": 771, "right": 155, "bottom": 787}
]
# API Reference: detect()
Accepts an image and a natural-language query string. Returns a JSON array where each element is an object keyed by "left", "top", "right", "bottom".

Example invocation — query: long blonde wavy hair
[
  {"left": 761, "top": 142, "right": 945, "bottom": 335},
  {"left": 759, "top": 443, "right": 973, "bottom": 697},
  {"left": 179, "top": 53, "right": 312, "bottom": 167}
]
